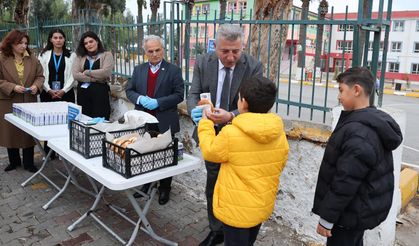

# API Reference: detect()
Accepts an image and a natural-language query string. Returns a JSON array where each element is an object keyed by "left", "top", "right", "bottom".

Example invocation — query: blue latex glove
[
  {"left": 191, "top": 107, "right": 203, "bottom": 124},
  {"left": 139, "top": 96, "right": 149, "bottom": 107},
  {"left": 143, "top": 97, "right": 159, "bottom": 110},
  {"left": 86, "top": 117, "right": 106, "bottom": 125}
]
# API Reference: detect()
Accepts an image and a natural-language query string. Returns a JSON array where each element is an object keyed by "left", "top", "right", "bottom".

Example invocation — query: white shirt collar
[
  {"left": 218, "top": 59, "right": 235, "bottom": 71},
  {"left": 149, "top": 61, "right": 162, "bottom": 73}
]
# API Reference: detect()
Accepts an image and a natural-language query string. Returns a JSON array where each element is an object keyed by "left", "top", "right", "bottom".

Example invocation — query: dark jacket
[
  {"left": 186, "top": 52, "right": 263, "bottom": 116},
  {"left": 125, "top": 59, "right": 184, "bottom": 133},
  {"left": 312, "top": 106, "right": 403, "bottom": 230}
]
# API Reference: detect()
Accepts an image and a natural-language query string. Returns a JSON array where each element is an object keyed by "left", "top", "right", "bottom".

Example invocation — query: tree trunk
[
  {"left": 250, "top": 0, "right": 293, "bottom": 81},
  {"left": 315, "top": 0, "right": 328, "bottom": 68},
  {"left": 358, "top": 0, "right": 369, "bottom": 65},
  {"left": 71, "top": 0, "right": 85, "bottom": 50},
  {"left": 150, "top": 0, "right": 160, "bottom": 35},
  {"left": 14, "top": 0, "right": 30, "bottom": 25},
  {"left": 137, "top": 0, "right": 145, "bottom": 54},
  {"left": 219, "top": 0, "right": 227, "bottom": 20},
  {"left": 297, "top": 0, "right": 310, "bottom": 68}
]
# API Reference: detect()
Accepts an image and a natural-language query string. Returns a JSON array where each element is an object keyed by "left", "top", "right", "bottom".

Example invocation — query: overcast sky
[{"left": 125, "top": 0, "right": 417, "bottom": 18}]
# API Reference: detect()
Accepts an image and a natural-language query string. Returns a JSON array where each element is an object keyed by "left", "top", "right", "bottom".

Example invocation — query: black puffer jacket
[{"left": 312, "top": 107, "right": 403, "bottom": 230}]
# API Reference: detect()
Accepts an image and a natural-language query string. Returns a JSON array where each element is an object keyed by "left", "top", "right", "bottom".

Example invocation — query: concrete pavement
[
  {"left": 2, "top": 149, "right": 417, "bottom": 246},
  {"left": 0, "top": 147, "right": 302, "bottom": 246}
]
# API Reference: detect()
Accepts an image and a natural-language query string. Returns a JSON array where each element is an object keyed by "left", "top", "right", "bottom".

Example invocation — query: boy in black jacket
[{"left": 312, "top": 67, "right": 403, "bottom": 246}]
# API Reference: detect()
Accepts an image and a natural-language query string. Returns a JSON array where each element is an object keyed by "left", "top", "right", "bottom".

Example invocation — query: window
[
  {"left": 194, "top": 5, "right": 201, "bottom": 16},
  {"left": 227, "top": 1, "right": 237, "bottom": 13},
  {"left": 388, "top": 62, "right": 400, "bottom": 73},
  {"left": 391, "top": 42, "right": 402, "bottom": 52},
  {"left": 338, "top": 24, "right": 354, "bottom": 32},
  {"left": 202, "top": 4, "right": 210, "bottom": 14},
  {"left": 412, "top": 64, "right": 419, "bottom": 74},
  {"left": 414, "top": 42, "right": 419, "bottom": 53},
  {"left": 368, "top": 41, "right": 385, "bottom": 51},
  {"left": 239, "top": 1, "right": 247, "bottom": 12},
  {"left": 337, "top": 40, "right": 353, "bottom": 52},
  {"left": 416, "top": 21, "right": 419, "bottom": 31},
  {"left": 367, "top": 61, "right": 382, "bottom": 71},
  {"left": 393, "top": 20, "right": 404, "bottom": 32}
]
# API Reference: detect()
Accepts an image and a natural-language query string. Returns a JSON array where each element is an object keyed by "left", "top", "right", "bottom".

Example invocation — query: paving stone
[
  {"left": 54, "top": 211, "right": 81, "bottom": 225},
  {"left": 1, "top": 226, "right": 32, "bottom": 244},
  {"left": 60, "top": 232, "right": 93, "bottom": 246}
]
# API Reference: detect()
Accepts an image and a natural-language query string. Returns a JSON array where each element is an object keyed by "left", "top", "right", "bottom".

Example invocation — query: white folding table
[
  {"left": 48, "top": 137, "right": 202, "bottom": 246},
  {"left": 4, "top": 113, "right": 83, "bottom": 209}
]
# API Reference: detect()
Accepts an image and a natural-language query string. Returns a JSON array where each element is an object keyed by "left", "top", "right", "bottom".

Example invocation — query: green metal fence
[{"left": 0, "top": 0, "right": 392, "bottom": 123}]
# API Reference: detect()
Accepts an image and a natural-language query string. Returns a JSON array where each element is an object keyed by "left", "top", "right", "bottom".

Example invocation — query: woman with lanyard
[
  {"left": 38, "top": 29, "right": 76, "bottom": 159},
  {"left": 0, "top": 30, "right": 44, "bottom": 172},
  {"left": 72, "top": 31, "right": 114, "bottom": 119}
]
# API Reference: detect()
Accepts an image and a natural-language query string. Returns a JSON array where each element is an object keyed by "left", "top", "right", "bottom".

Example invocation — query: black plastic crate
[
  {"left": 69, "top": 120, "right": 146, "bottom": 159},
  {"left": 102, "top": 138, "right": 178, "bottom": 178}
]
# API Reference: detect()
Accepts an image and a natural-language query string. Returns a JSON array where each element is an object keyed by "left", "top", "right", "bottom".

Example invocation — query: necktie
[{"left": 220, "top": 67, "right": 231, "bottom": 111}]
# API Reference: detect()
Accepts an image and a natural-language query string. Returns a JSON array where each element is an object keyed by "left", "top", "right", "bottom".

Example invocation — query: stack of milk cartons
[{"left": 12, "top": 102, "right": 72, "bottom": 126}]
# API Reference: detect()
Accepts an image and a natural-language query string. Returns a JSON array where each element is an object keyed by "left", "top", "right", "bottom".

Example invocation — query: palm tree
[
  {"left": 219, "top": 0, "right": 227, "bottom": 20},
  {"left": 14, "top": 0, "right": 30, "bottom": 25},
  {"left": 297, "top": 0, "right": 310, "bottom": 68},
  {"left": 150, "top": 0, "right": 160, "bottom": 34},
  {"left": 250, "top": 0, "right": 294, "bottom": 81},
  {"left": 315, "top": 0, "right": 328, "bottom": 68},
  {"left": 137, "top": 0, "right": 147, "bottom": 54}
]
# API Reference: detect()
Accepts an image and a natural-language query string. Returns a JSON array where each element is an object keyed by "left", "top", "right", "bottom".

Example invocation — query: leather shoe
[
  {"left": 158, "top": 190, "right": 170, "bottom": 205},
  {"left": 24, "top": 165, "right": 38, "bottom": 173},
  {"left": 199, "top": 231, "right": 224, "bottom": 246},
  {"left": 4, "top": 164, "right": 18, "bottom": 172}
]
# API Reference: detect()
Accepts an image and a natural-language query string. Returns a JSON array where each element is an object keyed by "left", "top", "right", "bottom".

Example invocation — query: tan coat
[
  {"left": 72, "top": 51, "right": 113, "bottom": 84},
  {"left": 0, "top": 54, "right": 44, "bottom": 148}
]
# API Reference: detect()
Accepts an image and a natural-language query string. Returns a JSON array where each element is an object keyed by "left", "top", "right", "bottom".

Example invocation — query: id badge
[
  {"left": 52, "top": 81, "right": 61, "bottom": 90},
  {"left": 81, "top": 82, "right": 91, "bottom": 88}
]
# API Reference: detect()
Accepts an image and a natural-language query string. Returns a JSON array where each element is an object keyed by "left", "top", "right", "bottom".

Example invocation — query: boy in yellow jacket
[{"left": 198, "top": 76, "right": 289, "bottom": 245}]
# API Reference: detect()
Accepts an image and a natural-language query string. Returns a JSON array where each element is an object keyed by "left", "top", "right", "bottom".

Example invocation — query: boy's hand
[
  {"left": 316, "top": 223, "right": 332, "bottom": 237},
  {"left": 202, "top": 108, "right": 209, "bottom": 119},
  {"left": 207, "top": 108, "right": 232, "bottom": 124}
]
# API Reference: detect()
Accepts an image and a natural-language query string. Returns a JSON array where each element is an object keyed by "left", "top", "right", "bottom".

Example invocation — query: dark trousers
[
  {"left": 7, "top": 147, "right": 34, "bottom": 168},
  {"left": 43, "top": 143, "right": 56, "bottom": 159},
  {"left": 327, "top": 226, "right": 364, "bottom": 246},
  {"left": 144, "top": 123, "right": 172, "bottom": 192},
  {"left": 205, "top": 160, "right": 222, "bottom": 232},
  {"left": 223, "top": 223, "right": 261, "bottom": 246},
  {"left": 77, "top": 83, "right": 110, "bottom": 120}
]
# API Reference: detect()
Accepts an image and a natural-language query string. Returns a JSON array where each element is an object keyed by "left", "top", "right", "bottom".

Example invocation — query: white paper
[
  {"left": 123, "top": 110, "right": 158, "bottom": 125},
  {"left": 127, "top": 129, "right": 172, "bottom": 154}
]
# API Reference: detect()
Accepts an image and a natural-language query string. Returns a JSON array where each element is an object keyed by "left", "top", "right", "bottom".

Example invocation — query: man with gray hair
[
  {"left": 187, "top": 24, "right": 263, "bottom": 246},
  {"left": 126, "top": 35, "right": 184, "bottom": 205}
]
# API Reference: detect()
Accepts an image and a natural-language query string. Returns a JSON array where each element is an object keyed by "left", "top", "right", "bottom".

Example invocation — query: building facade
[{"left": 330, "top": 11, "right": 419, "bottom": 83}]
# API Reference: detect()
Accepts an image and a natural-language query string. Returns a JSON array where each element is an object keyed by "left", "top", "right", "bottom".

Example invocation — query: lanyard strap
[{"left": 53, "top": 53, "right": 63, "bottom": 81}]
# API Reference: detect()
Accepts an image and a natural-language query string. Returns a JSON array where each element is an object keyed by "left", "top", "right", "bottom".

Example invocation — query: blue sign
[{"left": 207, "top": 39, "right": 215, "bottom": 53}]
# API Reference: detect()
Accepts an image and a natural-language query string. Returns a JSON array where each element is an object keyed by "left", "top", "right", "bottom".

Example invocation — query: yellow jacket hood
[{"left": 233, "top": 113, "right": 284, "bottom": 144}]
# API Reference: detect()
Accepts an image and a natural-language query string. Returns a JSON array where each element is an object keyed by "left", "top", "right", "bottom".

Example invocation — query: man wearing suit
[
  {"left": 126, "top": 35, "right": 184, "bottom": 205},
  {"left": 187, "top": 24, "right": 263, "bottom": 246}
]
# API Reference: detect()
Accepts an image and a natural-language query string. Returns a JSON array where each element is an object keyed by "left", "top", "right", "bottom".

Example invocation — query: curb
[{"left": 283, "top": 79, "right": 419, "bottom": 98}]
